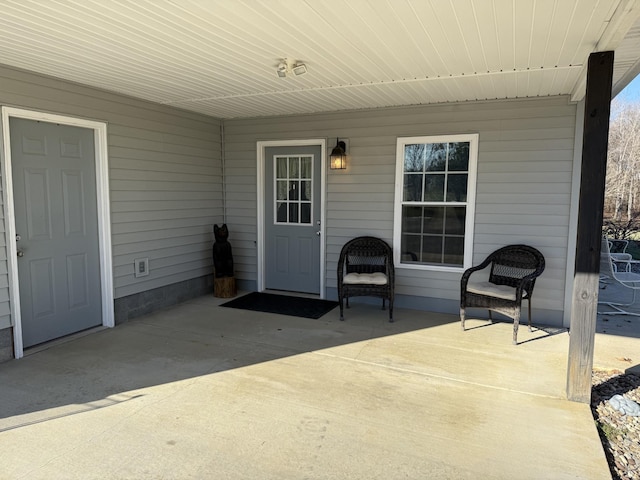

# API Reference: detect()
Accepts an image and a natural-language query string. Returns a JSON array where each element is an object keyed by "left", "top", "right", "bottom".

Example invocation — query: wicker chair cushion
[
  {"left": 343, "top": 272, "right": 388, "bottom": 285},
  {"left": 466, "top": 280, "right": 516, "bottom": 301}
]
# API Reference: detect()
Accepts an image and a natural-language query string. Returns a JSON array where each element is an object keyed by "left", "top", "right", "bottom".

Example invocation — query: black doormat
[{"left": 221, "top": 292, "right": 338, "bottom": 319}]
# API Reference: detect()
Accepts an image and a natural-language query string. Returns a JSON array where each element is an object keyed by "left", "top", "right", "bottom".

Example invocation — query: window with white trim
[{"left": 394, "top": 134, "right": 478, "bottom": 270}]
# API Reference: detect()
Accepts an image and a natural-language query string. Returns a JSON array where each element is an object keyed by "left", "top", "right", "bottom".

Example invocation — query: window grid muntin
[{"left": 274, "top": 154, "right": 313, "bottom": 225}]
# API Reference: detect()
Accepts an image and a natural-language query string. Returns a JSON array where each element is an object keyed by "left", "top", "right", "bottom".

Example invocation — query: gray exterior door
[
  {"left": 10, "top": 118, "right": 102, "bottom": 348},
  {"left": 265, "top": 145, "right": 321, "bottom": 294}
]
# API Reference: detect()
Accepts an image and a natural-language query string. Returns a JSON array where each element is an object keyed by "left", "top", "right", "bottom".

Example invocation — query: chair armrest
[
  {"left": 386, "top": 258, "right": 395, "bottom": 285},
  {"left": 611, "top": 253, "right": 632, "bottom": 261},
  {"left": 511, "top": 270, "right": 544, "bottom": 301},
  {"left": 461, "top": 260, "right": 491, "bottom": 290},
  {"left": 610, "top": 252, "right": 635, "bottom": 273}
]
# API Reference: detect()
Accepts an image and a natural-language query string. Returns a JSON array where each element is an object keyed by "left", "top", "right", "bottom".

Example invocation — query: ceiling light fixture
[
  {"left": 277, "top": 62, "right": 289, "bottom": 78},
  {"left": 292, "top": 63, "right": 307, "bottom": 76},
  {"left": 276, "top": 58, "right": 307, "bottom": 78}
]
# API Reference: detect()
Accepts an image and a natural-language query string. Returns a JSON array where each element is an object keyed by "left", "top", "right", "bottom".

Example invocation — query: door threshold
[
  {"left": 24, "top": 325, "right": 107, "bottom": 356},
  {"left": 263, "top": 289, "right": 320, "bottom": 299}
]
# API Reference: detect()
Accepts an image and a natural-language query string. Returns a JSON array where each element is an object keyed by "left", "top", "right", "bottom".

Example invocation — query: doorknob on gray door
[{"left": 17, "top": 250, "right": 24, "bottom": 257}]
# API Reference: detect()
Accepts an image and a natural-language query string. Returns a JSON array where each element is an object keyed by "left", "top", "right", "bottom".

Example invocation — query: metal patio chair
[
  {"left": 605, "top": 238, "right": 636, "bottom": 273},
  {"left": 598, "top": 236, "right": 640, "bottom": 316}
]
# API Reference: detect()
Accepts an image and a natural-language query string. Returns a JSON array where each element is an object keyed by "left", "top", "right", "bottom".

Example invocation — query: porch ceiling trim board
[{"left": 570, "top": 0, "right": 640, "bottom": 101}]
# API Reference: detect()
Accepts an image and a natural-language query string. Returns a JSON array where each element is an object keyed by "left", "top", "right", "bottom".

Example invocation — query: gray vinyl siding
[
  {"left": 0, "top": 65, "right": 222, "bottom": 328},
  {"left": 223, "top": 96, "right": 577, "bottom": 323}
]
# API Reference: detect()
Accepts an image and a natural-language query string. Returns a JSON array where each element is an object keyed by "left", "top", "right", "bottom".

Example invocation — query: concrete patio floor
[{"left": 0, "top": 293, "right": 615, "bottom": 479}]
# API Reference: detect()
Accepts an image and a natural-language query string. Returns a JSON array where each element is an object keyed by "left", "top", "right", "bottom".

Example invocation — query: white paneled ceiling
[{"left": 1, "top": 0, "right": 640, "bottom": 119}]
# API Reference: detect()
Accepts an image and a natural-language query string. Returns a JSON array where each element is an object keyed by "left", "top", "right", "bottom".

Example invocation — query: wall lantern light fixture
[{"left": 330, "top": 138, "right": 347, "bottom": 170}]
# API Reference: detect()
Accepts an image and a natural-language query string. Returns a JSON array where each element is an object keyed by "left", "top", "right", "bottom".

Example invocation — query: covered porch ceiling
[{"left": 2, "top": 0, "right": 640, "bottom": 120}]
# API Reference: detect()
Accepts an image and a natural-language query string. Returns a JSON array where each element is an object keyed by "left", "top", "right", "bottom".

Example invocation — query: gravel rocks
[{"left": 592, "top": 370, "right": 640, "bottom": 479}]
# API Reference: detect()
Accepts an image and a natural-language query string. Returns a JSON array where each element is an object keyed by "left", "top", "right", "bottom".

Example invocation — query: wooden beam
[{"left": 567, "top": 51, "right": 614, "bottom": 403}]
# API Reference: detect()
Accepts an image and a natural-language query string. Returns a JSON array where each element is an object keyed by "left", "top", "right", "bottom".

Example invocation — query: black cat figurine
[{"left": 212, "top": 224, "right": 234, "bottom": 278}]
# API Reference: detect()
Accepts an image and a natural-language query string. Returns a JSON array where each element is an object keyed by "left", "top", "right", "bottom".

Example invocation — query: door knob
[
  {"left": 316, "top": 230, "right": 321, "bottom": 236},
  {"left": 17, "top": 250, "right": 24, "bottom": 257}
]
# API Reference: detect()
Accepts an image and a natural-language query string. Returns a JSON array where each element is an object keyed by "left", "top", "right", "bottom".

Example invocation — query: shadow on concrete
[
  {"left": 0, "top": 294, "right": 464, "bottom": 424},
  {"left": 597, "top": 314, "right": 640, "bottom": 339},
  {"left": 462, "top": 316, "right": 567, "bottom": 345},
  {"left": 597, "top": 280, "right": 640, "bottom": 339}
]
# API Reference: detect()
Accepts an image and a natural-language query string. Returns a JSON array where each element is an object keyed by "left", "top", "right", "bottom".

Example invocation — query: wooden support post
[
  {"left": 214, "top": 277, "right": 237, "bottom": 298},
  {"left": 567, "top": 51, "right": 614, "bottom": 403}
]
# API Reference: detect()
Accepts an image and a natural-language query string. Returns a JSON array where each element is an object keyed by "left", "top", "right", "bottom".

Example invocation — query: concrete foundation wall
[{"left": 114, "top": 275, "right": 214, "bottom": 324}]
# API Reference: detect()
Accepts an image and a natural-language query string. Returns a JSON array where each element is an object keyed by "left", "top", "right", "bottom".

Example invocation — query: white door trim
[
  {"left": 1, "top": 107, "right": 114, "bottom": 359},
  {"left": 256, "top": 139, "right": 327, "bottom": 298}
]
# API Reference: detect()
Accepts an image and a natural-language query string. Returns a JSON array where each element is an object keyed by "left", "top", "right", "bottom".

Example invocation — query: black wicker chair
[
  {"left": 460, "top": 244, "right": 545, "bottom": 344},
  {"left": 337, "top": 236, "right": 395, "bottom": 322}
]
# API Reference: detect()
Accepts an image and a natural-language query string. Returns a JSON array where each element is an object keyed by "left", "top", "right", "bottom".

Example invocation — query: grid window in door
[{"left": 275, "top": 155, "right": 313, "bottom": 224}]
